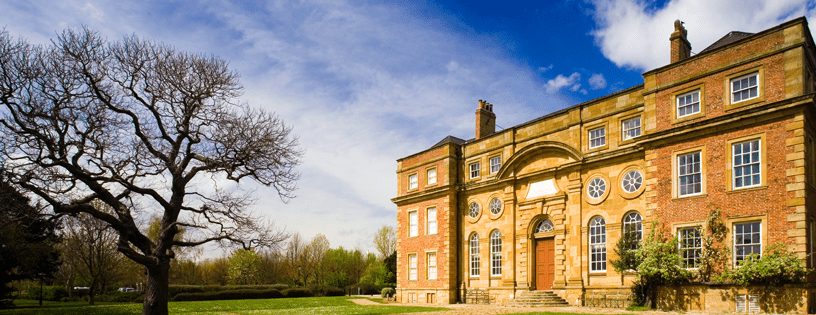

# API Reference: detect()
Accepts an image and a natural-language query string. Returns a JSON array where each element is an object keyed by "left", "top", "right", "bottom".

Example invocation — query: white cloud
[
  {"left": 590, "top": 0, "right": 816, "bottom": 71},
  {"left": 588, "top": 73, "right": 607, "bottom": 90},
  {"left": 545, "top": 72, "right": 581, "bottom": 94},
  {"left": 0, "top": 0, "right": 578, "bottom": 256},
  {"left": 538, "top": 64, "right": 554, "bottom": 72}
]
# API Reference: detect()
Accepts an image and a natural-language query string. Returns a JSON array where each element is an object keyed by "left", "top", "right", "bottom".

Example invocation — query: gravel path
[{"left": 348, "top": 300, "right": 722, "bottom": 315}]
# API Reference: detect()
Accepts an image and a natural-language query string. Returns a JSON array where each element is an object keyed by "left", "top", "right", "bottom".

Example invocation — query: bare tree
[
  {"left": 373, "top": 225, "right": 397, "bottom": 259},
  {"left": 60, "top": 202, "right": 125, "bottom": 305},
  {"left": 0, "top": 28, "right": 300, "bottom": 315}
]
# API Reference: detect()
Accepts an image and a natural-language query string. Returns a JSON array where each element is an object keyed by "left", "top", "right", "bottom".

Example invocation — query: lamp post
[{"left": 37, "top": 273, "right": 45, "bottom": 306}]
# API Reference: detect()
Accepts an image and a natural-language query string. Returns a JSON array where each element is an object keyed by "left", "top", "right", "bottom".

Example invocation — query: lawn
[{"left": 0, "top": 296, "right": 449, "bottom": 315}]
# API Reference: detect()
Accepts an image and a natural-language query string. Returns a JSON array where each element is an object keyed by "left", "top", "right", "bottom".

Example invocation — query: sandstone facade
[{"left": 392, "top": 18, "right": 816, "bottom": 312}]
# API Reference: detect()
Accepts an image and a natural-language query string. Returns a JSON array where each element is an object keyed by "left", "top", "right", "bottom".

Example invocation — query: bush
[
  {"left": 715, "top": 243, "right": 807, "bottom": 286},
  {"left": 381, "top": 287, "right": 394, "bottom": 298},
  {"left": 95, "top": 291, "right": 142, "bottom": 302},
  {"left": 26, "top": 286, "right": 68, "bottom": 301},
  {"left": 282, "top": 288, "right": 313, "bottom": 298},
  {"left": 345, "top": 283, "right": 381, "bottom": 295},
  {"left": 172, "top": 289, "right": 283, "bottom": 301},
  {"left": 167, "top": 284, "right": 290, "bottom": 298},
  {"left": 324, "top": 286, "right": 344, "bottom": 297}
]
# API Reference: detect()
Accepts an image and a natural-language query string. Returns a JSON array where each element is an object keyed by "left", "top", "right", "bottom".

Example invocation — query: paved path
[{"left": 349, "top": 299, "right": 721, "bottom": 315}]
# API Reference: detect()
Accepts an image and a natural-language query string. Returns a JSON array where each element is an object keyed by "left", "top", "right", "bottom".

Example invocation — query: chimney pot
[
  {"left": 475, "top": 100, "right": 496, "bottom": 139},
  {"left": 670, "top": 19, "right": 692, "bottom": 63}
]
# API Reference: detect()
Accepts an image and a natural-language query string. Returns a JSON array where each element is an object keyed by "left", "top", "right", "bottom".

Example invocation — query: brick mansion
[{"left": 392, "top": 18, "right": 816, "bottom": 312}]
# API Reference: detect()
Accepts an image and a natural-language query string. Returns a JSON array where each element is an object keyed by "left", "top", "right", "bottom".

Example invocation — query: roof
[
  {"left": 429, "top": 135, "right": 466, "bottom": 149},
  {"left": 698, "top": 31, "right": 754, "bottom": 54}
]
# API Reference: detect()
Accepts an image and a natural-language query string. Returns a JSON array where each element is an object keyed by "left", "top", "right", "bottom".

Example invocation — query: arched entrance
[{"left": 533, "top": 219, "right": 555, "bottom": 290}]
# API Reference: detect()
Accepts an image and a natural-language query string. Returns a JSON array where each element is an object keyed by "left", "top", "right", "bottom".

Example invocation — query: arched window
[
  {"left": 490, "top": 230, "right": 502, "bottom": 276},
  {"left": 589, "top": 216, "right": 607, "bottom": 272},
  {"left": 535, "top": 219, "right": 554, "bottom": 233},
  {"left": 469, "top": 233, "right": 480, "bottom": 276},
  {"left": 623, "top": 212, "right": 643, "bottom": 242}
]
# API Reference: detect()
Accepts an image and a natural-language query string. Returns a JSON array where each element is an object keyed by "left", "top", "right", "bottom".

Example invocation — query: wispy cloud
[
  {"left": 588, "top": 73, "right": 607, "bottom": 90},
  {"left": 0, "top": 0, "right": 573, "bottom": 254},
  {"left": 590, "top": 0, "right": 816, "bottom": 71}
]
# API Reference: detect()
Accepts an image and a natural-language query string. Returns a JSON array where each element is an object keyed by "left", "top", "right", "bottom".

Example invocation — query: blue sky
[{"left": 2, "top": 0, "right": 815, "bottom": 258}]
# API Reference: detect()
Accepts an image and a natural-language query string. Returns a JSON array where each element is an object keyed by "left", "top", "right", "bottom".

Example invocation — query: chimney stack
[
  {"left": 670, "top": 20, "right": 692, "bottom": 63},
  {"left": 475, "top": 100, "right": 496, "bottom": 140}
]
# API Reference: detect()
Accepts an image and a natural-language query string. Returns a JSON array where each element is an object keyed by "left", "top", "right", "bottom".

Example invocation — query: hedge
[
  {"left": 282, "top": 288, "right": 313, "bottom": 298},
  {"left": 168, "top": 284, "right": 289, "bottom": 297},
  {"left": 172, "top": 289, "right": 283, "bottom": 301},
  {"left": 26, "top": 286, "right": 67, "bottom": 301}
]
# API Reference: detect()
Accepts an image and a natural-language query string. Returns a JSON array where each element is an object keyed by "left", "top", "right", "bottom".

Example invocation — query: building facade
[{"left": 392, "top": 18, "right": 816, "bottom": 312}]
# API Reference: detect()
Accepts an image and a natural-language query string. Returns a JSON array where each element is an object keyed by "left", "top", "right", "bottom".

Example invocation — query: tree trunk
[
  {"left": 143, "top": 259, "right": 170, "bottom": 315},
  {"left": 88, "top": 278, "right": 97, "bottom": 305}
]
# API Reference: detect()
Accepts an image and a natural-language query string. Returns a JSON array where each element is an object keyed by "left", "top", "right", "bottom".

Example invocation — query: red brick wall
[
  {"left": 651, "top": 118, "right": 795, "bottom": 245},
  {"left": 397, "top": 195, "right": 453, "bottom": 289}
]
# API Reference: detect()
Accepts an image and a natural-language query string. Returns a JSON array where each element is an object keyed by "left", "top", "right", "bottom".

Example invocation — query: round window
[
  {"left": 468, "top": 202, "right": 480, "bottom": 218},
  {"left": 488, "top": 198, "right": 502, "bottom": 215},
  {"left": 587, "top": 177, "right": 606, "bottom": 199},
  {"left": 536, "top": 219, "right": 554, "bottom": 233},
  {"left": 621, "top": 170, "right": 643, "bottom": 193}
]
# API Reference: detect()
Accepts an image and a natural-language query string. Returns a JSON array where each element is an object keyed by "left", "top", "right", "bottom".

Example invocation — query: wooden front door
[{"left": 535, "top": 238, "right": 554, "bottom": 290}]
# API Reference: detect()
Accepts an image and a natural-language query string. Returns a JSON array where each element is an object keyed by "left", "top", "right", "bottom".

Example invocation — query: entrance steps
[{"left": 507, "top": 290, "right": 569, "bottom": 307}]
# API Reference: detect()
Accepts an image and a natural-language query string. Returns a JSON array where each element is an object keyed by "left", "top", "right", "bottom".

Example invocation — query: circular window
[
  {"left": 621, "top": 170, "right": 643, "bottom": 193},
  {"left": 587, "top": 177, "right": 606, "bottom": 199},
  {"left": 489, "top": 198, "right": 502, "bottom": 215},
  {"left": 535, "top": 220, "right": 554, "bottom": 233},
  {"left": 468, "top": 202, "right": 480, "bottom": 219}
]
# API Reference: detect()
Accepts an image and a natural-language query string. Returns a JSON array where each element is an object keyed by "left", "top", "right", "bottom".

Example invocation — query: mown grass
[{"left": 0, "top": 296, "right": 449, "bottom": 315}]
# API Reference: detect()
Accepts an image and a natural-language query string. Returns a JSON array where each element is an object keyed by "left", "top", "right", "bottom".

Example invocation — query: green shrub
[
  {"left": 715, "top": 243, "right": 807, "bottom": 286},
  {"left": 324, "top": 286, "right": 344, "bottom": 297},
  {"left": 282, "top": 288, "right": 313, "bottom": 298},
  {"left": 95, "top": 291, "right": 142, "bottom": 302},
  {"left": 167, "top": 284, "right": 290, "bottom": 298},
  {"left": 172, "top": 289, "right": 283, "bottom": 301},
  {"left": 26, "top": 286, "right": 68, "bottom": 301},
  {"left": 345, "top": 283, "right": 381, "bottom": 295},
  {"left": 381, "top": 287, "right": 394, "bottom": 298}
]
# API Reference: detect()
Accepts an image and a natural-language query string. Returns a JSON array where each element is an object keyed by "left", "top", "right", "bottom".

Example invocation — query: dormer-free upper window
[
  {"left": 731, "top": 72, "right": 759, "bottom": 104},
  {"left": 469, "top": 162, "right": 480, "bottom": 179},
  {"left": 489, "top": 156, "right": 501, "bottom": 174},
  {"left": 588, "top": 127, "right": 605, "bottom": 149},
  {"left": 408, "top": 174, "right": 418, "bottom": 190},
  {"left": 427, "top": 168, "right": 437, "bottom": 185},
  {"left": 677, "top": 90, "right": 700, "bottom": 118},
  {"left": 622, "top": 117, "right": 641, "bottom": 140}
]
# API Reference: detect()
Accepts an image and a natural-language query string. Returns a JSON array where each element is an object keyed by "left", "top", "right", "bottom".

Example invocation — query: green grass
[{"left": 0, "top": 297, "right": 449, "bottom": 315}]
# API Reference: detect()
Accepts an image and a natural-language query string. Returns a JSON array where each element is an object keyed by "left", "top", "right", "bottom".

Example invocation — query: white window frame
[
  {"left": 468, "top": 202, "right": 480, "bottom": 219},
  {"left": 623, "top": 212, "right": 643, "bottom": 243},
  {"left": 408, "top": 210, "right": 418, "bottom": 237},
  {"left": 469, "top": 162, "right": 480, "bottom": 179},
  {"left": 426, "top": 252, "right": 437, "bottom": 280},
  {"left": 621, "top": 170, "right": 643, "bottom": 193},
  {"left": 469, "top": 233, "right": 480, "bottom": 277},
  {"left": 589, "top": 216, "right": 606, "bottom": 272},
  {"left": 488, "top": 197, "right": 502, "bottom": 215},
  {"left": 489, "top": 156, "right": 501, "bottom": 174},
  {"left": 677, "top": 90, "right": 701, "bottom": 118},
  {"left": 622, "top": 117, "right": 641, "bottom": 140},
  {"left": 426, "top": 207, "right": 437, "bottom": 235},
  {"left": 587, "top": 177, "right": 606, "bottom": 199},
  {"left": 677, "top": 151, "right": 702, "bottom": 197},
  {"left": 490, "top": 230, "right": 502, "bottom": 277},
  {"left": 588, "top": 127, "right": 606, "bottom": 149},
  {"left": 408, "top": 174, "right": 418, "bottom": 190},
  {"left": 408, "top": 253, "right": 417, "bottom": 280},
  {"left": 678, "top": 227, "right": 701, "bottom": 269},
  {"left": 731, "top": 72, "right": 759, "bottom": 104},
  {"left": 734, "top": 221, "right": 762, "bottom": 267},
  {"left": 732, "top": 139, "right": 761, "bottom": 189},
  {"left": 426, "top": 168, "right": 437, "bottom": 185}
]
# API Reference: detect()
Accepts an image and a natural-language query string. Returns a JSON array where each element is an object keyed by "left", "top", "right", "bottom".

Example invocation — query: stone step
[{"left": 507, "top": 290, "right": 569, "bottom": 307}]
